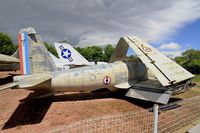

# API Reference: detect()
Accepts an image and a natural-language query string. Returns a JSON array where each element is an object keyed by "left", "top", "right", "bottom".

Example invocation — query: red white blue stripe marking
[{"left": 18, "top": 32, "right": 31, "bottom": 75}]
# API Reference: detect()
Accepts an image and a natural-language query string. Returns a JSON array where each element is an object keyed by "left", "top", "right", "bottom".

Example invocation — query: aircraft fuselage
[{"left": 50, "top": 61, "right": 146, "bottom": 92}]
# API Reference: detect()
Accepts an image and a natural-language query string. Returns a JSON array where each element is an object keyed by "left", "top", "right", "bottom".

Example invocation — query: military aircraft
[{"left": 0, "top": 27, "right": 194, "bottom": 104}]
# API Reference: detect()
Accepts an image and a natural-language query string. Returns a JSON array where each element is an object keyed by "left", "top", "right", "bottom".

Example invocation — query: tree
[
  {"left": 44, "top": 42, "right": 58, "bottom": 58},
  {"left": 175, "top": 49, "right": 200, "bottom": 74},
  {"left": 81, "top": 46, "right": 103, "bottom": 62},
  {"left": 74, "top": 45, "right": 115, "bottom": 62},
  {"left": 0, "top": 32, "right": 17, "bottom": 55},
  {"left": 182, "top": 49, "right": 200, "bottom": 60},
  {"left": 103, "top": 44, "right": 115, "bottom": 62},
  {"left": 75, "top": 47, "right": 84, "bottom": 57}
]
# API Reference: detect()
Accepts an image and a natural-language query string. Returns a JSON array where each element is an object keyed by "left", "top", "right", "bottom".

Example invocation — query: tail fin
[
  {"left": 18, "top": 27, "right": 56, "bottom": 75},
  {"left": 54, "top": 42, "right": 94, "bottom": 65},
  {"left": 109, "top": 38, "right": 129, "bottom": 63}
]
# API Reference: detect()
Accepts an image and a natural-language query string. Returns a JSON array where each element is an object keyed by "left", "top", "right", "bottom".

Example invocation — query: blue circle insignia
[{"left": 61, "top": 49, "right": 71, "bottom": 59}]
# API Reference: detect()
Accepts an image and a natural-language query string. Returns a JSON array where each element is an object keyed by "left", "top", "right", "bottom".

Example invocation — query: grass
[
  {"left": 192, "top": 74, "right": 200, "bottom": 87},
  {"left": 172, "top": 74, "right": 200, "bottom": 99}
]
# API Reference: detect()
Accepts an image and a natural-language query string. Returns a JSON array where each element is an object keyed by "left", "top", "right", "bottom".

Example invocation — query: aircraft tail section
[
  {"left": 116, "top": 36, "right": 194, "bottom": 86},
  {"left": 54, "top": 42, "right": 94, "bottom": 66},
  {"left": 109, "top": 38, "right": 129, "bottom": 63},
  {"left": 18, "top": 27, "right": 56, "bottom": 75}
]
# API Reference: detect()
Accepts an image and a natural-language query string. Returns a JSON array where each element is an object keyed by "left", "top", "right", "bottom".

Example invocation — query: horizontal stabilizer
[
  {"left": 14, "top": 74, "right": 51, "bottom": 88},
  {"left": 0, "top": 82, "right": 18, "bottom": 91},
  {"left": 133, "top": 79, "right": 167, "bottom": 90},
  {"left": 0, "top": 54, "right": 19, "bottom": 63}
]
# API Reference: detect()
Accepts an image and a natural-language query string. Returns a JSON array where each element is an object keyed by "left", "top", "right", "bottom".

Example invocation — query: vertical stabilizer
[
  {"left": 18, "top": 27, "right": 56, "bottom": 75},
  {"left": 54, "top": 42, "right": 94, "bottom": 65},
  {"left": 109, "top": 38, "right": 129, "bottom": 63}
]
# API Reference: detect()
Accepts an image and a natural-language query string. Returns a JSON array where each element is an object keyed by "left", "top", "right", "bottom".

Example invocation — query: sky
[{"left": 0, "top": 0, "right": 200, "bottom": 57}]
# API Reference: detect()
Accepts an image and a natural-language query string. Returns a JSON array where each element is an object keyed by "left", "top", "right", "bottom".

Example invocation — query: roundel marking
[
  {"left": 61, "top": 49, "right": 71, "bottom": 59},
  {"left": 117, "top": 54, "right": 123, "bottom": 60},
  {"left": 103, "top": 76, "right": 111, "bottom": 85},
  {"left": 142, "top": 46, "right": 152, "bottom": 52}
]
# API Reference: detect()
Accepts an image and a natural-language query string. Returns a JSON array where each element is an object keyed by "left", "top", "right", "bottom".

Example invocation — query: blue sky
[
  {"left": 171, "top": 18, "right": 200, "bottom": 50},
  {"left": 152, "top": 18, "right": 200, "bottom": 57}
]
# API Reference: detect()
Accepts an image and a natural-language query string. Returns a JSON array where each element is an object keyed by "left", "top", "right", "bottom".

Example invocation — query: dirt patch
[{"left": 0, "top": 71, "right": 151, "bottom": 133}]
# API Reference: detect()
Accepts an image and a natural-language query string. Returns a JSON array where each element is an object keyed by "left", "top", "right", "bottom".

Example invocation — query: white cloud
[
  {"left": 158, "top": 42, "right": 181, "bottom": 50},
  {"left": 0, "top": 0, "right": 200, "bottom": 47},
  {"left": 162, "top": 50, "right": 183, "bottom": 58}
]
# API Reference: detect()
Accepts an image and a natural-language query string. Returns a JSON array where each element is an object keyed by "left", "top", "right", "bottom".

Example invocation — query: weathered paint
[
  {"left": 0, "top": 54, "right": 19, "bottom": 71},
  {"left": 51, "top": 61, "right": 133, "bottom": 92},
  {"left": 4, "top": 27, "right": 194, "bottom": 104}
]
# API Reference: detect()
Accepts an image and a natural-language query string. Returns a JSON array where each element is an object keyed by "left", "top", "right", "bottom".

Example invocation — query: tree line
[
  {"left": 175, "top": 49, "right": 200, "bottom": 74},
  {"left": 0, "top": 32, "right": 200, "bottom": 74}
]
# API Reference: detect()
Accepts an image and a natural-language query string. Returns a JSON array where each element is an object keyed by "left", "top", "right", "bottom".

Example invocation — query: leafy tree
[
  {"left": 81, "top": 46, "right": 103, "bottom": 62},
  {"left": 175, "top": 49, "right": 200, "bottom": 74},
  {"left": 44, "top": 42, "right": 58, "bottom": 58},
  {"left": 103, "top": 44, "right": 115, "bottom": 62},
  {"left": 182, "top": 49, "right": 200, "bottom": 60},
  {"left": 0, "top": 32, "right": 17, "bottom": 55},
  {"left": 75, "top": 47, "right": 83, "bottom": 55}
]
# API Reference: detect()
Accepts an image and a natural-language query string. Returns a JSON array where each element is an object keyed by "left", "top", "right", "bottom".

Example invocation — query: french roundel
[
  {"left": 103, "top": 76, "right": 111, "bottom": 85},
  {"left": 142, "top": 46, "right": 152, "bottom": 52}
]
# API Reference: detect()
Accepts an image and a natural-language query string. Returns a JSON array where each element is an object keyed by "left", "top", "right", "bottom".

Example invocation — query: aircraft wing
[
  {"left": 0, "top": 74, "right": 52, "bottom": 91},
  {"left": 111, "top": 36, "right": 194, "bottom": 86},
  {"left": 0, "top": 54, "right": 19, "bottom": 71},
  {"left": 125, "top": 37, "right": 194, "bottom": 86},
  {"left": 14, "top": 74, "right": 52, "bottom": 89},
  {"left": 0, "top": 54, "right": 19, "bottom": 63},
  {"left": 114, "top": 79, "right": 171, "bottom": 104}
]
